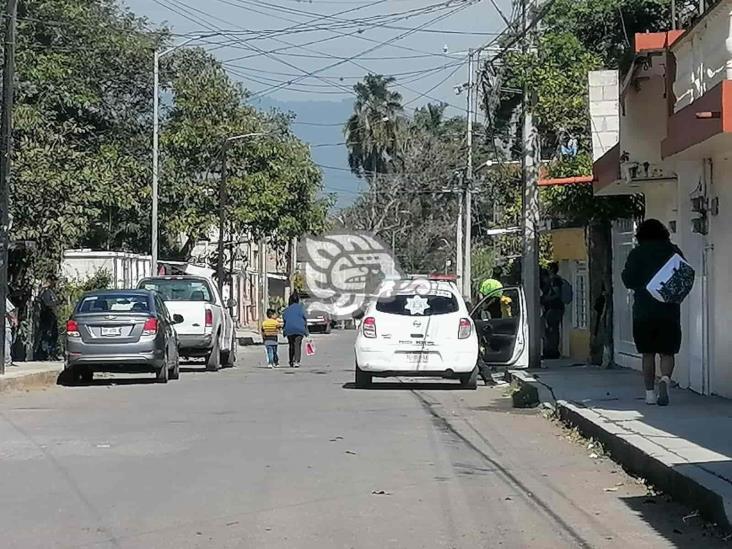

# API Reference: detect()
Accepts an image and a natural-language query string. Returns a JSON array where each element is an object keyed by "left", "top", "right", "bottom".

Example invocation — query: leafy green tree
[{"left": 160, "top": 48, "right": 329, "bottom": 259}]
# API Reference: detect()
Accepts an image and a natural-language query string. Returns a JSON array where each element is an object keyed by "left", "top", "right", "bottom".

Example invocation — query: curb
[
  {"left": 237, "top": 336, "right": 261, "bottom": 346},
  {"left": 0, "top": 366, "right": 64, "bottom": 394},
  {"left": 508, "top": 369, "right": 732, "bottom": 530}
]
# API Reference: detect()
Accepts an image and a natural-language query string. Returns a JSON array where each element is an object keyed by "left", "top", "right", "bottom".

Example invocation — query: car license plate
[
  {"left": 406, "top": 353, "right": 428, "bottom": 364},
  {"left": 101, "top": 327, "right": 122, "bottom": 337}
]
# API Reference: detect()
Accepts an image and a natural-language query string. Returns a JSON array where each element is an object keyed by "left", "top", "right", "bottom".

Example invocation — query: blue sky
[{"left": 123, "top": 0, "right": 512, "bottom": 207}]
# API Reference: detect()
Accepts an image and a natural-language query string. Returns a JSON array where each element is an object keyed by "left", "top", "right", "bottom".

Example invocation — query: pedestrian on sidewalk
[
  {"left": 261, "top": 308, "right": 281, "bottom": 368},
  {"left": 622, "top": 219, "right": 683, "bottom": 406},
  {"left": 4, "top": 297, "right": 17, "bottom": 368},
  {"left": 36, "top": 276, "right": 60, "bottom": 360},
  {"left": 282, "top": 292, "right": 308, "bottom": 368},
  {"left": 541, "top": 263, "right": 570, "bottom": 359}
]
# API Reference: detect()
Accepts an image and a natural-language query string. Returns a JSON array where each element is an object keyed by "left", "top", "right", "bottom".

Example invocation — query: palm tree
[
  {"left": 413, "top": 103, "right": 447, "bottom": 135},
  {"left": 344, "top": 74, "right": 404, "bottom": 179}
]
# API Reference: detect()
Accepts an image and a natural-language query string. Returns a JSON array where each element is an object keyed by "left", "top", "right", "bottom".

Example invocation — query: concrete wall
[
  {"left": 551, "top": 228, "right": 588, "bottom": 262},
  {"left": 552, "top": 229, "right": 591, "bottom": 362},
  {"left": 621, "top": 74, "right": 668, "bottom": 165},
  {"left": 588, "top": 71, "right": 620, "bottom": 161},
  {"left": 708, "top": 157, "right": 732, "bottom": 397},
  {"left": 672, "top": 0, "right": 732, "bottom": 111},
  {"left": 62, "top": 251, "right": 152, "bottom": 289}
]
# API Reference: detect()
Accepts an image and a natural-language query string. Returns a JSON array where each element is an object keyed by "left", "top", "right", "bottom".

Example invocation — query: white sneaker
[
  {"left": 657, "top": 376, "right": 670, "bottom": 406},
  {"left": 645, "top": 390, "right": 657, "bottom": 405}
]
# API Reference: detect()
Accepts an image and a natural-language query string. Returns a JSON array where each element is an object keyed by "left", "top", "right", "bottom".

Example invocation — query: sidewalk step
[{"left": 508, "top": 369, "right": 732, "bottom": 530}]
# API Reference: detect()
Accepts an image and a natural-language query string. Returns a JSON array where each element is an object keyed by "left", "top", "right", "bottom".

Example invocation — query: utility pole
[
  {"left": 151, "top": 34, "right": 217, "bottom": 272},
  {"left": 259, "top": 237, "right": 268, "bottom": 321},
  {"left": 152, "top": 50, "right": 160, "bottom": 271},
  {"left": 217, "top": 140, "right": 230, "bottom": 298},
  {"left": 463, "top": 49, "right": 474, "bottom": 300},
  {"left": 522, "top": 0, "right": 541, "bottom": 368},
  {"left": 456, "top": 188, "right": 463, "bottom": 288},
  {"left": 0, "top": 0, "right": 18, "bottom": 375},
  {"left": 215, "top": 131, "right": 270, "bottom": 300}
]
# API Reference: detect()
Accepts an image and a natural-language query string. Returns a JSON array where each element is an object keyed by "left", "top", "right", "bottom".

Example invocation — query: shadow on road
[
  {"left": 57, "top": 374, "right": 160, "bottom": 387},
  {"left": 343, "top": 381, "right": 468, "bottom": 391}
]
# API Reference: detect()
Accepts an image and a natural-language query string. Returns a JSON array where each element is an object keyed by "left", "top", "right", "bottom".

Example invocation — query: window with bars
[{"left": 573, "top": 265, "right": 588, "bottom": 330}]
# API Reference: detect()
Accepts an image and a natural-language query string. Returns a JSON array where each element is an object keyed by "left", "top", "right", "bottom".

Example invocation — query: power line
[{"left": 249, "top": 0, "right": 479, "bottom": 99}]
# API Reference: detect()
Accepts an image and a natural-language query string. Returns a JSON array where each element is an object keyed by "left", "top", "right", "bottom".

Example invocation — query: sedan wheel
[
  {"left": 355, "top": 364, "right": 372, "bottom": 389},
  {"left": 156, "top": 361, "right": 169, "bottom": 383},
  {"left": 169, "top": 352, "right": 180, "bottom": 380},
  {"left": 459, "top": 366, "right": 478, "bottom": 390}
]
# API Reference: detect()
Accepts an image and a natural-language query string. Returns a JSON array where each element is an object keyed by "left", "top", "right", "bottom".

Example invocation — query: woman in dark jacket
[
  {"left": 622, "top": 219, "right": 683, "bottom": 406},
  {"left": 281, "top": 292, "right": 309, "bottom": 368}
]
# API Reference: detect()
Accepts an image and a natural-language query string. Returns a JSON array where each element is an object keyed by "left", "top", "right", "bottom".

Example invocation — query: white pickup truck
[{"left": 137, "top": 275, "right": 237, "bottom": 370}]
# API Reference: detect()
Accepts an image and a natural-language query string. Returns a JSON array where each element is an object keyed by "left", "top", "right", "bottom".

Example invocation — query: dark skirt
[{"left": 633, "top": 317, "right": 682, "bottom": 355}]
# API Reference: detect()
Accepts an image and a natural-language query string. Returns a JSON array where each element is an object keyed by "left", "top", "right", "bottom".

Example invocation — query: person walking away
[
  {"left": 282, "top": 293, "right": 308, "bottom": 368},
  {"left": 541, "top": 263, "right": 568, "bottom": 359},
  {"left": 4, "top": 297, "right": 16, "bottom": 367},
  {"left": 38, "top": 277, "right": 60, "bottom": 360},
  {"left": 261, "top": 308, "right": 281, "bottom": 368},
  {"left": 622, "top": 219, "right": 684, "bottom": 406}
]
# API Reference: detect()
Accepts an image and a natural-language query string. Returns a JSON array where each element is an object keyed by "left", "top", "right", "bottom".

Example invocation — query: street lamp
[
  {"left": 152, "top": 33, "right": 219, "bottom": 270},
  {"left": 216, "top": 132, "right": 271, "bottom": 299}
]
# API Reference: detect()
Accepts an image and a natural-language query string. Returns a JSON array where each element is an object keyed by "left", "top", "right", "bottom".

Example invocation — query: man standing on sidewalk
[
  {"left": 5, "top": 297, "right": 16, "bottom": 367},
  {"left": 37, "top": 276, "right": 59, "bottom": 360},
  {"left": 541, "top": 263, "right": 571, "bottom": 359}
]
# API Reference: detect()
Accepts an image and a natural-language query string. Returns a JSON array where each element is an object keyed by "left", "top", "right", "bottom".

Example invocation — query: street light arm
[
  {"left": 225, "top": 131, "right": 276, "bottom": 144},
  {"left": 159, "top": 33, "right": 220, "bottom": 58}
]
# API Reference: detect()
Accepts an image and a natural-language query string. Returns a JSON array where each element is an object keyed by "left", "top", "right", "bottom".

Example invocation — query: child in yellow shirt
[{"left": 261, "top": 309, "right": 281, "bottom": 368}]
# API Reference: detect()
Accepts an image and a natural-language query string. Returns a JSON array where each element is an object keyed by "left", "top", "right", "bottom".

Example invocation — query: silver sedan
[{"left": 63, "top": 290, "right": 182, "bottom": 384}]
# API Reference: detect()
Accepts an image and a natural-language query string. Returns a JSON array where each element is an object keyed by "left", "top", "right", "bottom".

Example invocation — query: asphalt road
[{"left": 0, "top": 331, "right": 725, "bottom": 548}]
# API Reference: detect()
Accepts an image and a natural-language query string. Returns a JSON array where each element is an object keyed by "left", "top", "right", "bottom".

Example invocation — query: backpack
[{"left": 560, "top": 278, "right": 573, "bottom": 305}]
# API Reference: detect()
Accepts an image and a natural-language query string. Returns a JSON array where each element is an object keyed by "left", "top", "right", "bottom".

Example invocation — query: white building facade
[{"left": 591, "top": 7, "right": 732, "bottom": 398}]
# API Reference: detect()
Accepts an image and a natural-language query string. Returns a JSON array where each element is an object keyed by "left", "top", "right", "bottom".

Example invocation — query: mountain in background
[{"left": 256, "top": 96, "right": 361, "bottom": 210}]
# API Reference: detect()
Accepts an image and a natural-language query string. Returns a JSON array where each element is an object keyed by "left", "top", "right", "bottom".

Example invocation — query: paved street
[{"left": 0, "top": 331, "right": 725, "bottom": 548}]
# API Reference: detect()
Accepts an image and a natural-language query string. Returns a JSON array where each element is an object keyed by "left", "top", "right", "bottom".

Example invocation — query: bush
[{"left": 55, "top": 269, "right": 113, "bottom": 352}]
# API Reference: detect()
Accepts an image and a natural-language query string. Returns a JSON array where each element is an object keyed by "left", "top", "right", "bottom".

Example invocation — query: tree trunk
[{"left": 588, "top": 221, "right": 613, "bottom": 365}]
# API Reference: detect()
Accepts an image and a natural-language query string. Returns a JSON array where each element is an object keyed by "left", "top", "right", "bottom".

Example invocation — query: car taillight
[
  {"left": 143, "top": 317, "right": 158, "bottom": 336},
  {"left": 363, "top": 316, "right": 377, "bottom": 338},
  {"left": 205, "top": 307, "right": 213, "bottom": 327},
  {"left": 66, "top": 319, "right": 80, "bottom": 337},
  {"left": 458, "top": 318, "right": 472, "bottom": 339}
]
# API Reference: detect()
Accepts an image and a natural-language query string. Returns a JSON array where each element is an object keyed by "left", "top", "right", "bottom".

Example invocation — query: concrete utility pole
[
  {"left": 521, "top": 0, "right": 542, "bottom": 368},
  {"left": 216, "top": 132, "right": 270, "bottom": 298},
  {"left": 259, "top": 237, "right": 268, "bottom": 321},
  {"left": 463, "top": 49, "right": 474, "bottom": 300},
  {"left": 152, "top": 34, "right": 217, "bottom": 271},
  {"left": 217, "top": 138, "right": 230, "bottom": 298},
  {"left": 0, "top": 0, "right": 18, "bottom": 375},
  {"left": 456, "top": 189, "right": 463, "bottom": 288}
]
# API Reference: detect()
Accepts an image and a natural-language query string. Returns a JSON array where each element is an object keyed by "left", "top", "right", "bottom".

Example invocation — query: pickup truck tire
[
  {"left": 206, "top": 337, "right": 221, "bottom": 372},
  {"left": 222, "top": 335, "right": 237, "bottom": 368}
]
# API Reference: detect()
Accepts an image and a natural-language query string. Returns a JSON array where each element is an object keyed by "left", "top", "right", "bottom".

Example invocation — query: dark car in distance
[
  {"left": 303, "top": 298, "right": 333, "bottom": 334},
  {"left": 63, "top": 290, "right": 182, "bottom": 384}
]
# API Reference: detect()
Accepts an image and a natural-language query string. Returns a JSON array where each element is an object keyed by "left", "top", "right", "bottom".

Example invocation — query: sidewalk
[
  {"left": 0, "top": 361, "right": 64, "bottom": 393},
  {"left": 509, "top": 361, "right": 732, "bottom": 529},
  {"left": 236, "top": 325, "right": 263, "bottom": 345}
]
